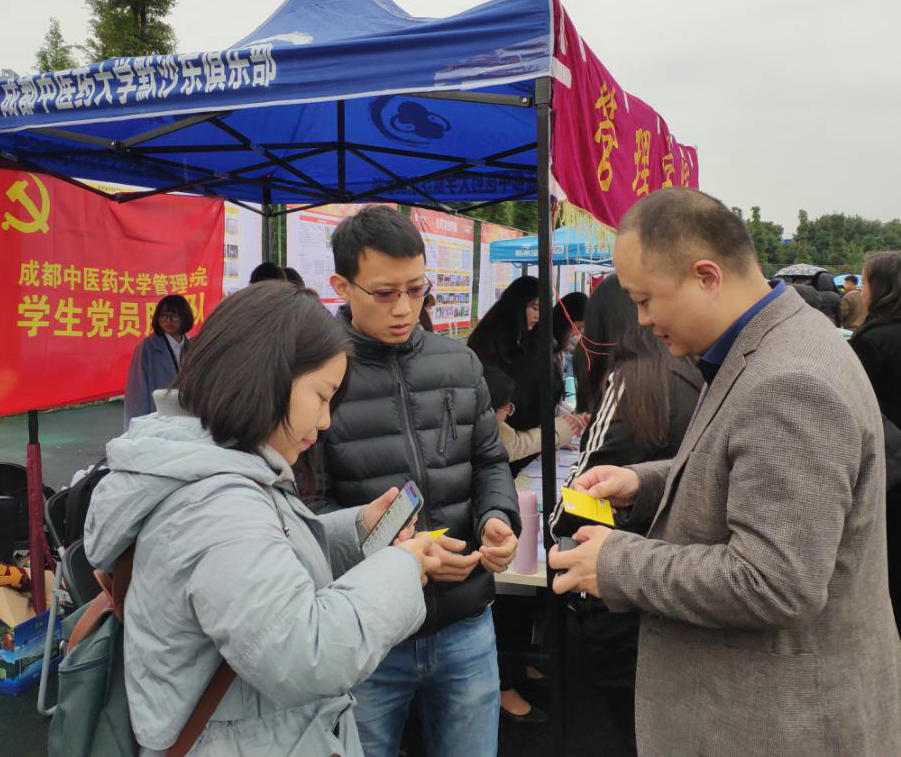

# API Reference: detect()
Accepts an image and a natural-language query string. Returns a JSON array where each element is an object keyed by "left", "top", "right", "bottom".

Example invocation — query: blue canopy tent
[
  {"left": 0, "top": 0, "right": 550, "bottom": 221},
  {"left": 1, "top": 4, "right": 694, "bottom": 735},
  {"left": 490, "top": 225, "right": 615, "bottom": 265}
]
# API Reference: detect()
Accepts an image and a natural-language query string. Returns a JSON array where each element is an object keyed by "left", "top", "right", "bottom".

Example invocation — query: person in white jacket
[{"left": 484, "top": 366, "right": 586, "bottom": 462}]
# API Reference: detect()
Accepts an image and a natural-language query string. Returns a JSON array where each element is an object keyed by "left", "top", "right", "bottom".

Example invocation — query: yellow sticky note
[
  {"left": 427, "top": 528, "right": 449, "bottom": 540},
  {"left": 561, "top": 487, "right": 615, "bottom": 526}
]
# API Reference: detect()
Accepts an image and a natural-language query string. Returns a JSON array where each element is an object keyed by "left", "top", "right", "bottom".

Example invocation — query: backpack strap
[
  {"left": 67, "top": 546, "right": 236, "bottom": 756},
  {"left": 66, "top": 591, "right": 115, "bottom": 649},
  {"left": 166, "top": 661, "right": 235, "bottom": 757}
]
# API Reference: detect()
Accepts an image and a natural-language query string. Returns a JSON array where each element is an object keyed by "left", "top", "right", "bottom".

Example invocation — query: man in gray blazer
[{"left": 549, "top": 188, "right": 901, "bottom": 757}]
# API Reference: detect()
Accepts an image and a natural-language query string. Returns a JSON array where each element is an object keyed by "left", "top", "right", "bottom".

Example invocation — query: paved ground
[{"left": 0, "top": 399, "right": 125, "bottom": 492}]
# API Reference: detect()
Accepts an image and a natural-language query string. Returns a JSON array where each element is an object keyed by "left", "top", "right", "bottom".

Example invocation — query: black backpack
[{"left": 62, "top": 459, "right": 110, "bottom": 546}]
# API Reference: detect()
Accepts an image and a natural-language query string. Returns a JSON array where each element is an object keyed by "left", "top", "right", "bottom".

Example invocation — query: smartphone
[
  {"left": 558, "top": 536, "right": 579, "bottom": 553},
  {"left": 361, "top": 480, "right": 424, "bottom": 558}
]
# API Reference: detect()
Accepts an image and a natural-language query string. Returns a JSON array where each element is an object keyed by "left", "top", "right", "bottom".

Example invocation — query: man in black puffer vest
[{"left": 323, "top": 206, "right": 521, "bottom": 757}]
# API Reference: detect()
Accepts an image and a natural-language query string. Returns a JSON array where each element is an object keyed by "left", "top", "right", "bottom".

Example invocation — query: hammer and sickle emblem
[{"left": 2, "top": 173, "right": 50, "bottom": 234}]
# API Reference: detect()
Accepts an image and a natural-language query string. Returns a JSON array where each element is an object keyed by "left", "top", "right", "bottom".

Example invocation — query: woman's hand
[
  {"left": 562, "top": 412, "right": 590, "bottom": 438},
  {"left": 396, "top": 533, "right": 442, "bottom": 586},
  {"left": 361, "top": 487, "right": 399, "bottom": 532}
]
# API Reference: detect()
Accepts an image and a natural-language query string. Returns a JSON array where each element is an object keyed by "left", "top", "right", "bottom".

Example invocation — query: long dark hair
[
  {"left": 862, "top": 250, "right": 901, "bottom": 324},
  {"left": 553, "top": 291, "right": 588, "bottom": 352},
  {"left": 576, "top": 274, "right": 672, "bottom": 448},
  {"left": 467, "top": 276, "right": 539, "bottom": 368},
  {"left": 172, "top": 282, "right": 352, "bottom": 458}
]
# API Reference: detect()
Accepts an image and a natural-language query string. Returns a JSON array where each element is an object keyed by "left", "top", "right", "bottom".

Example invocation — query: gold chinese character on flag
[
  {"left": 189, "top": 266, "right": 208, "bottom": 288},
  {"left": 169, "top": 273, "right": 188, "bottom": 294},
  {"left": 63, "top": 264, "right": 82, "bottom": 291},
  {"left": 83, "top": 267, "right": 100, "bottom": 292},
  {"left": 632, "top": 129, "right": 651, "bottom": 198},
  {"left": 152, "top": 273, "right": 169, "bottom": 296},
  {"left": 17, "top": 260, "right": 40, "bottom": 287},
  {"left": 86, "top": 299, "right": 115, "bottom": 338},
  {"left": 17, "top": 295, "right": 50, "bottom": 337},
  {"left": 53, "top": 297, "right": 84, "bottom": 337},
  {"left": 101, "top": 268, "right": 119, "bottom": 293},
  {"left": 118, "top": 302, "right": 141, "bottom": 337},
  {"left": 41, "top": 262, "right": 62, "bottom": 289},
  {"left": 135, "top": 273, "right": 152, "bottom": 296},
  {"left": 593, "top": 83, "right": 619, "bottom": 192}
]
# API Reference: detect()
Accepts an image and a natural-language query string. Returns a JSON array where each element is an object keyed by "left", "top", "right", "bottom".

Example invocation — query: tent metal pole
[
  {"left": 337, "top": 101, "right": 346, "bottom": 199},
  {"left": 262, "top": 184, "right": 273, "bottom": 264},
  {"left": 536, "top": 74, "right": 567, "bottom": 754},
  {"left": 346, "top": 146, "right": 454, "bottom": 212},
  {"left": 405, "top": 90, "right": 533, "bottom": 107},
  {"left": 210, "top": 118, "right": 335, "bottom": 196}
]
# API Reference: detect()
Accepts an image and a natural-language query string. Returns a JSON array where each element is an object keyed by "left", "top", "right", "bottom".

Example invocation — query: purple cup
[
  {"left": 517, "top": 490, "right": 538, "bottom": 516},
  {"left": 511, "top": 513, "right": 539, "bottom": 574}
]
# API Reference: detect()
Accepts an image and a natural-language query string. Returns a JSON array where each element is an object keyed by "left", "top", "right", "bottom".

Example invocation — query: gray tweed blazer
[{"left": 597, "top": 286, "right": 901, "bottom": 757}]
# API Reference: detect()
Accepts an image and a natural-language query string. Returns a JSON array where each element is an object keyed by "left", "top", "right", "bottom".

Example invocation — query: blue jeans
[{"left": 352, "top": 607, "right": 500, "bottom": 757}]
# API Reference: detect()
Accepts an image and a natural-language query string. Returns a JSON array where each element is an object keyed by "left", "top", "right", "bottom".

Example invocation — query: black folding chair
[{"left": 37, "top": 490, "right": 100, "bottom": 715}]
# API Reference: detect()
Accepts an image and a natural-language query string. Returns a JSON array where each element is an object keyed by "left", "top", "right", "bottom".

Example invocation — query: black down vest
[{"left": 323, "top": 314, "right": 520, "bottom": 636}]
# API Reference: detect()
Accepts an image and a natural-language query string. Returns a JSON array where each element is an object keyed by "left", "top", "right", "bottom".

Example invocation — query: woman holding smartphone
[{"left": 84, "top": 283, "right": 447, "bottom": 757}]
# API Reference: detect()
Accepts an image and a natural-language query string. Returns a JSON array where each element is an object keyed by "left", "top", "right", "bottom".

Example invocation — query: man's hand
[
  {"left": 547, "top": 525, "right": 611, "bottom": 596},
  {"left": 362, "top": 487, "right": 398, "bottom": 532},
  {"left": 571, "top": 465, "right": 639, "bottom": 508},
  {"left": 427, "top": 535, "right": 481, "bottom": 582},
  {"left": 395, "top": 533, "right": 442, "bottom": 587},
  {"left": 479, "top": 517, "right": 518, "bottom": 573}
]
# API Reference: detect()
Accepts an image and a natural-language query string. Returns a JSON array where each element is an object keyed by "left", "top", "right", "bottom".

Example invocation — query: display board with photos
[{"left": 409, "top": 207, "right": 475, "bottom": 332}]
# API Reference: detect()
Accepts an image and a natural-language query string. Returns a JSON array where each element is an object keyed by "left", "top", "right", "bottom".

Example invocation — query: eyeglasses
[
  {"left": 503, "top": 402, "right": 515, "bottom": 416},
  {"left": 349, "top": 278, "right": 433, "bottom": 304},
  {"left": 158, "top": 312, "right": 182, "bottom": 321}
]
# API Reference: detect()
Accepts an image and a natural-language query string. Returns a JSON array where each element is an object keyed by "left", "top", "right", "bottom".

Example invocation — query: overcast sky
[{"left": 2, "top": 0, "right": 899, "bottom": 235}]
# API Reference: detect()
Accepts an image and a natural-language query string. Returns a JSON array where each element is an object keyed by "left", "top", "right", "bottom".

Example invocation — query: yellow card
[
  {"left": 560, "top": 487, "right": 615, "bottom": 526},
  {"left": 426, "top": 528, "right": 449, "bottom": 540}
]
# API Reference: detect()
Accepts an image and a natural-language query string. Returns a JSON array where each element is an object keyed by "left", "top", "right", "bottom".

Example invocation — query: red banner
[
  {"left": 551, "top": 0, "right": 699, "bottom": 228},
  {"left": 0, "top": 169, "right": 224, "bottom": 416}
]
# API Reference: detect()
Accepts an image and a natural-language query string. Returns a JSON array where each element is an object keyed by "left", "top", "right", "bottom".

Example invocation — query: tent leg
[
  {"left": 262, "top": 185, "right": 273, "bottom": 264},
  {"left": 535, "top": 75, "right": 567, "bottom": 754}
]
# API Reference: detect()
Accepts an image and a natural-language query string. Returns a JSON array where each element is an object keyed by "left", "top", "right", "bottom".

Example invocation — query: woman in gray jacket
[{"left": 85, "top": 282, "right": 443, "bottom": 757}]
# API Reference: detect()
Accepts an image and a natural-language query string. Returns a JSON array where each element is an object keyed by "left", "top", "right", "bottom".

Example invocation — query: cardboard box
[
  {"left": 0, "top": 609, "right": 61, "bottom": 695},
  {"left": 0, "top": 570, "right": 60, "bottom": 695},
  {"left": 0, "top": 569, "right": 54, "bottom": 628}
]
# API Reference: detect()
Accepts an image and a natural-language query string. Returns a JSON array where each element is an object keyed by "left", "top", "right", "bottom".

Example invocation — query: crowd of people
[{"left": 83, "top": 191, "right": 901, "bottom": 757}]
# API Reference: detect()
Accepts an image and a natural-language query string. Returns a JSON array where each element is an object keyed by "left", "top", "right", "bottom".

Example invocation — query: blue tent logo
[{"left": 369, "top": 96, "right": 451, "bottom": 145}]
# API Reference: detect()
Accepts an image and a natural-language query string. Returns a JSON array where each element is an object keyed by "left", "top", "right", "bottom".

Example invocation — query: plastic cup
[
  {"left": 511, "top": 513, "right": 539, "bottom": 574},
  {"left": 517, "top": 490, "right": 538, "bottom": 516}
]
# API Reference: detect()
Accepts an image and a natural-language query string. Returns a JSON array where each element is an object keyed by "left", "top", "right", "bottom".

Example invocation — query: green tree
[
  {"left": 35, "top": 17, "right": 76, "bottom": 72},
  {"left": 84, "top": 0, "right": 177, "bottom": 61},
  {"left": 794, "top": 241, "right": 813, "bottom": 264},
  {"left": 745, "top": 206, "right": 783, "bottom": 276}
]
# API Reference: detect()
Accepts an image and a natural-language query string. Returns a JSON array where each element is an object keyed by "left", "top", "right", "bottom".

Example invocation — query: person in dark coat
[
  {"left": 550, "top": 273, "right": 703, "bottom": 755},
  {"left": 323, "top": 206, "right": 521, "bottom": 757},
  {"left": 554, "top": 290, "right": 589, "bottom": 382},
  {"left": 249, "top": 261, "right": 286, "bottom": 283},
  {"left": 850, "top": 249, "right": 901, "bottom": 630},
  {"left": 468, "top": 276, "right": 562, "bottom": 473},
  {"left": 124, "top": 294, "right": 194, "bottom": 426},
  {"left": 812, "top": 270, "right": 843, "bottom": 326}
]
